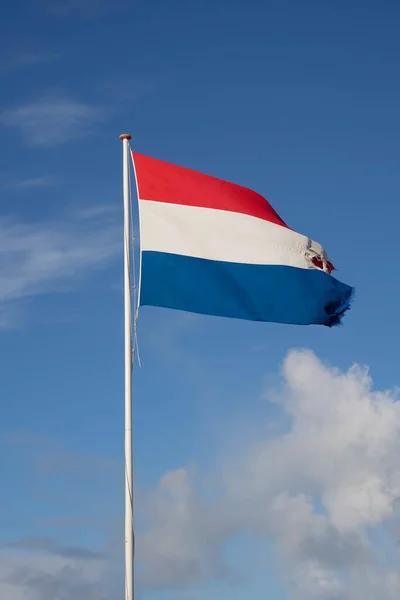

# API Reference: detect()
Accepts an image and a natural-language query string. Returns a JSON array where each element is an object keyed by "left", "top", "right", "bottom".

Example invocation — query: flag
[{"left": 132, "top": 152, "right": 353, "bottom": 326}]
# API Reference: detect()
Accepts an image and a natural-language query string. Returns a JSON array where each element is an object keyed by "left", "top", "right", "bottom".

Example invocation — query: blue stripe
[{"left": 140, "top": 252, "right": 353, "bottom": 327}]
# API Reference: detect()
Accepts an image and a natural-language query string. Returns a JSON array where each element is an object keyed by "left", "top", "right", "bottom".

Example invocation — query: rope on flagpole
[{"left": 128, "top": 144, "right": 141, "bottom": 368}]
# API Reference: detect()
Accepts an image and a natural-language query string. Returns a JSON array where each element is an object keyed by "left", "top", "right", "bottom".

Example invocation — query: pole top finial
[{"left": 119, "top": 134, "right": 132, "bottom": 141}]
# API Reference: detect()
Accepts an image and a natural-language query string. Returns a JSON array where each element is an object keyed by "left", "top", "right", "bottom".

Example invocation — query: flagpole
[{"left": 120, "top": 133, "right": 134, "bottom": 600}]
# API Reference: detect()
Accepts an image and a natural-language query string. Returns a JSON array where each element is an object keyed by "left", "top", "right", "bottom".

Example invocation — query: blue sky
[{"left": 1, "top": 1, "right": 400, "bottom": 599}]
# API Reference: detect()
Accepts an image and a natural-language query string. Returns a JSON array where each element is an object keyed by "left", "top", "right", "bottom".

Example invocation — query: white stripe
[{"left": 139, "top": 200, "right": 329, "bottom": 270}]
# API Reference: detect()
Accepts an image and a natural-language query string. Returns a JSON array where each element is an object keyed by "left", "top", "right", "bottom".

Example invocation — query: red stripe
[{"left": 132, "top": 152, "right": 289, "bottom": 228}]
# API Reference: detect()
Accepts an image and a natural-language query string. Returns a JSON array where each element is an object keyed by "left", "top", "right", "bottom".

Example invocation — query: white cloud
[
  {"left": 1, "top": 97, "right": 103, "bottom": 147},
  {"left": 347, "top": 570, "right": 400, "bottom": 600},
  {"left": 138, "top": 350, "right": 400, "bottom": 598},
  {"left": 0, "top": 206, "right": 119, "bottom": 327},
  {"left": 140, "top": 468, "right": 232, "bottom": 587}
]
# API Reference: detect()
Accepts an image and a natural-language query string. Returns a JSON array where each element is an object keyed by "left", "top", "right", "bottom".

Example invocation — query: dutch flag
[{"left": 132, "top": 152, "right": 353, "bottom": 327}]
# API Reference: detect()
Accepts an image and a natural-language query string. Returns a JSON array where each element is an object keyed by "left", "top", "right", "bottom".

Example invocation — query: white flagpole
[{"left": 120, "top": 133, "right": 134, "bottom": 600}]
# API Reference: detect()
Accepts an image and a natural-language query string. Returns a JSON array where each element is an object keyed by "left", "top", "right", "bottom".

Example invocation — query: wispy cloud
[
  {"left": 0, "top": 549, "right": 117, "bottom": 600},
  {"left": 0, "top": 51, "right": 55, "bottom": 73},
  {"left": 3, "top": 537, "right": 104, "bottom": 561},
  {"left": 1, "top": 96, "right": 104, "bottom": 147},
  {"left": 139, "top": 350, "right": 400, "bottom": 598},
  {"left": 7, "top": 175, "right": 55, "bottom": 189},
  {"left": 0, "top": 205, "right": 119, "bottom": 328},
  {"left": 75, "top": 204, "right": 118, "bottom": 219}
]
